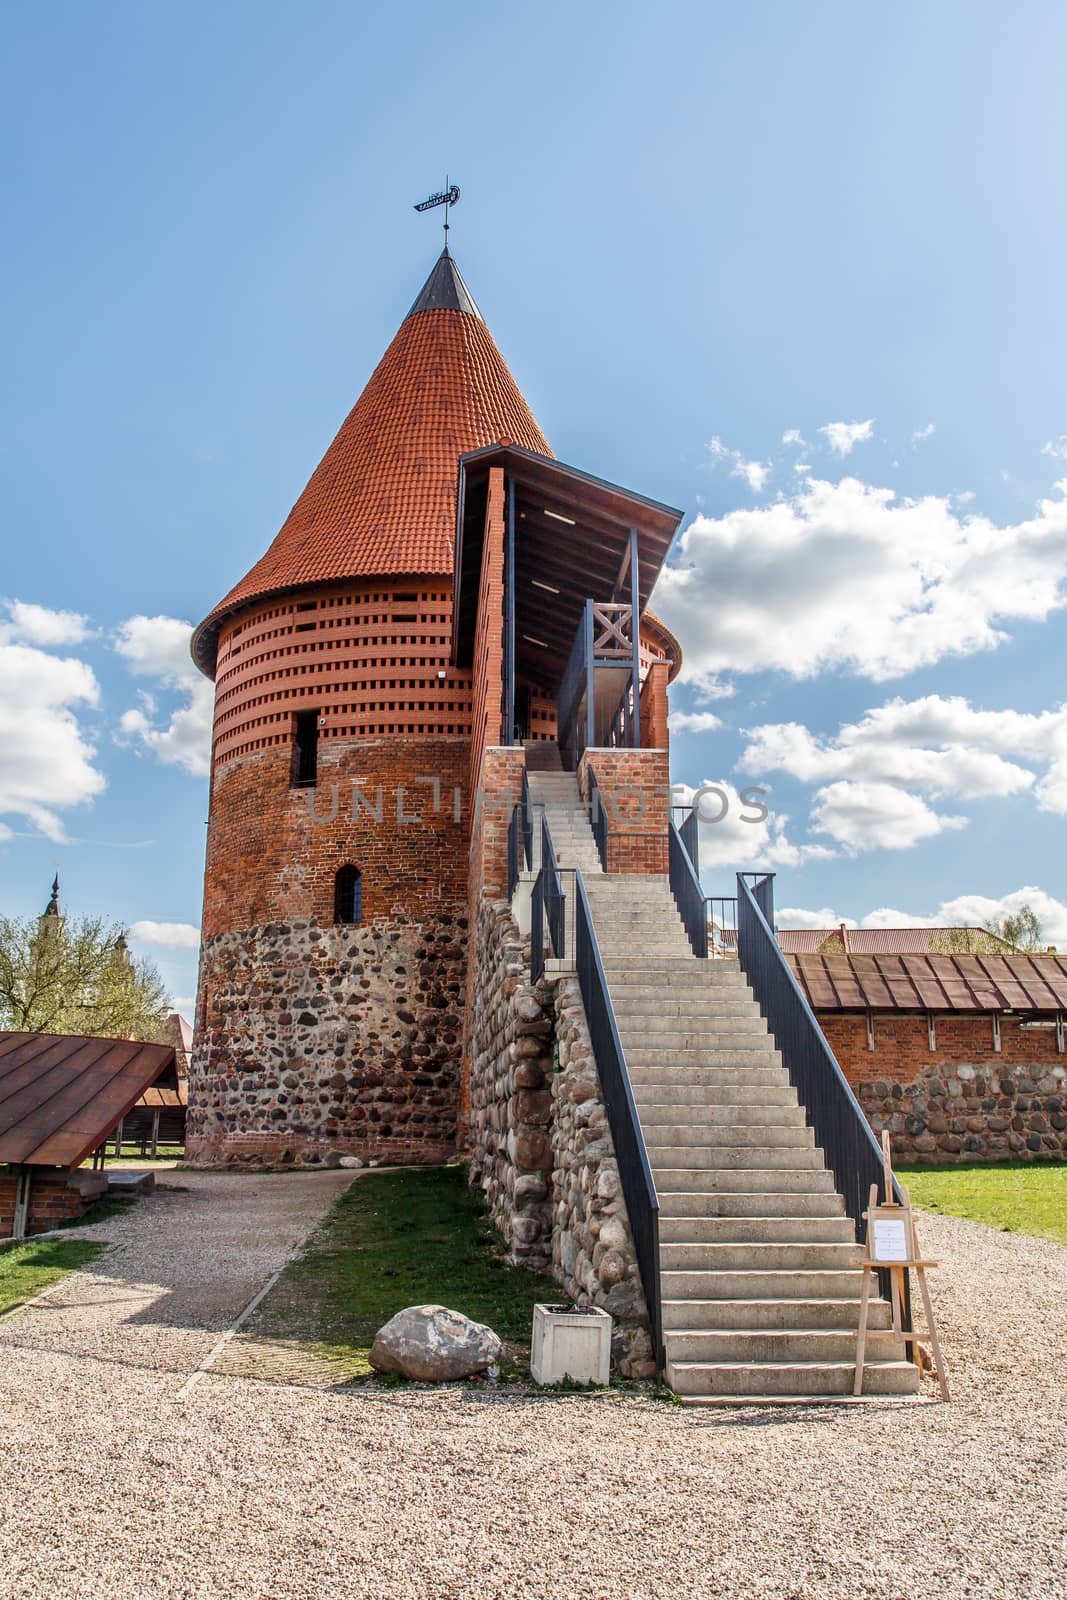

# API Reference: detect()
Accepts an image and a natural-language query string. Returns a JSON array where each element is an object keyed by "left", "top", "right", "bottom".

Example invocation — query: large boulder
[{"left": 369, "top": 1304, "right": 502, "bottom": 1381}]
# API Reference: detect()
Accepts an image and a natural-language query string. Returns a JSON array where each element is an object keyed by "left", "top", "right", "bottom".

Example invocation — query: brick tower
[
  {"left": 187, "top": 250, "right": 552, "bottom": 1165},
  {"left": 188, "top": 246, "right": 683, "bottom": 1168}
]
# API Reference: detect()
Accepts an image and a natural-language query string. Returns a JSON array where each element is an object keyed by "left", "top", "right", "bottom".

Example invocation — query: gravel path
[{"left": 1, "top": 1172, "right": 1064, "bottom": 1600}]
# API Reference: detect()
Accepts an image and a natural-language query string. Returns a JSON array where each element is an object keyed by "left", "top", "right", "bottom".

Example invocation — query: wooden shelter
[{"left": 0, "top": 1032, "right": 178, "bottom": 1239}]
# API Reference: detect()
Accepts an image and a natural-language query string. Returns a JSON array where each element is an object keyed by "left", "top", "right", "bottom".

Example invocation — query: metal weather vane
[{"left": 414, "top": 179, "right": 460, "bottom": 241}]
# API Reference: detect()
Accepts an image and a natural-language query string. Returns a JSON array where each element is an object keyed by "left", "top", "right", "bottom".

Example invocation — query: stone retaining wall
[
  {"left": 465, "top": 898, "right": 554, "bottom": 1267},
  {"left": 550, "top": 977, "right": 656, "bottom": 1378},
  {"left": 466, "top": 898, "right": 654, "bottom": 1373}
]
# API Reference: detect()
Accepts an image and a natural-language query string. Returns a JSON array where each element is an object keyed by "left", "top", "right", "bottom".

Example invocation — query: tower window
[
  {"left": 334, "top": 865, "right": 362, "bottom": 926},
  {"left": 292, "top": 710, "right": 319, "bottom": 786}
]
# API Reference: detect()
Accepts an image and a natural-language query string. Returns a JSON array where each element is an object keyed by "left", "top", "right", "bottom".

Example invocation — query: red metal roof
[
  {"left": 193, "top": 250, "right": 550, "bottom": 676},
  {"left": 787, "top": 952, "right": 1067, "bottom": 1013},
  {"left": 777, "top": 926, "right": 1010, "bottom": 954},
  {"left": 0, "top": 1033, "right": 178, "bottom": 1169}
]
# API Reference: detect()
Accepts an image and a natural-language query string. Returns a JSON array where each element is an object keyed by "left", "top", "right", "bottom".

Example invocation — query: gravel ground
[{"left": 1, "top": 1171, "right": 1064, "bottom": 1600}]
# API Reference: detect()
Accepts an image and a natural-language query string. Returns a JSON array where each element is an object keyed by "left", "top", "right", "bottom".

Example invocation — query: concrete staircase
[
  {"left": 525, "top": 745, "right": 604, "bottom": 877},
  {"left": 525, "top": 767, "right": 918, "bottom": 1402}
]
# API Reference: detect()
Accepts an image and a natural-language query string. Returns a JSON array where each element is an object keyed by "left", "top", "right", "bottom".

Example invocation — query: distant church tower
[{"left": 188, "top": 248, "right": 682, "bottom": 1167}]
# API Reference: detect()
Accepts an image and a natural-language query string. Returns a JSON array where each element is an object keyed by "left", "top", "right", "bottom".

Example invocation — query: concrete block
[{"left": 530, "top": 1303, "right": 612, "bottom": 1386}]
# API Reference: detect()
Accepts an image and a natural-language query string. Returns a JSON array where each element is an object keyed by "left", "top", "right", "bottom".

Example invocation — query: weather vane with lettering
[{"left": 414, "top": 179, "right": 460, "bottom": 242}]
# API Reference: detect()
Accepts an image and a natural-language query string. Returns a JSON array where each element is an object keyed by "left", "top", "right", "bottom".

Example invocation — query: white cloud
[
  {"left": 668, "top": 710, "right": 723, "bottom": 734},
  {"left": 739, "top": 699, "right": 1039, "bottom": 802},
  {"left": 912, "top": 422, "right": 936, "bottom": 444},
  {"left": 0, "top": 600, "right": 92, "bottom": 647},
  {"left": 819, "top": 419, "right": 874, "bottom": 456},
  {"left": 782, "top": 429, "right": 806, "bottom": 448},
  {"left": 785, "top": 887, "right": 1067, "bottom": 948},
  {"left": 169, "top": 996, "right": 197, "bottom": 1016},
  {"left": 114, "top": 616, "right": 213, "bottom": 778},
  {"left": 809, "top": 780, "right": 967, "bottom": 852},
  {"left": 1041, "top": 436, "right": 1067, "bottom": 462},
  {"left": 671, "top": 779, "right": 834, "bottom": 871},
  {"left": 654, "top": 476, "right": 1067, "bottom": 685},
  {"left": 0, "top": 644, "right": 104, "bottom": 840},
  {"left": 128, "top": 920, "right": 201, "bottom": 949},
  {"left": 954, "top": 490, "right": 976, "bottom": 505},
  {"left": 709, "top": 436, "right": 770, "bottom": 495},
  {"left": 777, "top": 906, "right": 858, "bottom": 931}
]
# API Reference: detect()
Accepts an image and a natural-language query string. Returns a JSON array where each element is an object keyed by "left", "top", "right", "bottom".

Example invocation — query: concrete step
[
  {"left": 660, "top": 1241, "right": 863, "bottom": 1272},
  {"left": 601, "top": 960, "right": 747, "bottom": 977},
  {"left": 630, "top": 1081, "right": 796, "bottom": 1107},
  {"left": 660, "top": 1268, "right": 865, "bottom": 1300},
  {"left": 666, "top": 1358, "right": 920, "bottom": 1399},
  {"left": 628, "top": 1065, "right": 791, "bottom": 1088},
  {"left": 661, "top": 1296, "right": 892, "bottom": 1331},
  {"left": 646, "top": 1145, "right": 824, "bottom": 1170},
  {"left": 627, "top": 1047, "right": 783, "bottom": 1068},
  {"left": 618, "top": 1027, "right": 775, "bottom": 1050},
  {"left": 651, "top": 1167, "right": 836, "bottom": 1193},
  {"left": 611, "top": 999, "right": 763, "bottom": 1020},
  {"left": 664, "top": 1327, "right": 905, "bottom": 1365},
  {"left": 658, "top": 1215, "right": 856, "bottom": 1244},
  {"left": 645, "top": 1124, "right": 815, "bottom": 1151},
  {"left": 634, "top": 1102, "right": 807, "bottom": 1129},
  {"left": 657, "top": 1190, "right": 846, "bottom": 1218}
]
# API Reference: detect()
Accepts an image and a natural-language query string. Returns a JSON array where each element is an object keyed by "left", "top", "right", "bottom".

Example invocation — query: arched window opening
[{"left": 334, "top": 865, "right": 362, "bottom": 926}]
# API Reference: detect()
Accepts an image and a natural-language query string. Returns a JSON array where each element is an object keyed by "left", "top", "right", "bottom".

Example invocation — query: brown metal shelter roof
[
  {"left": 451, "top": 442, "right": 684, "bottom": 689},
  {"left": 787, "top": 952, "right": 1067, "bottom": 1014},
  {"left": 0, "top": 1033, "right": 178, "bottom": 1169},
  {"left": 777, "top": 926, "right": 1011, "bottom": 954}
]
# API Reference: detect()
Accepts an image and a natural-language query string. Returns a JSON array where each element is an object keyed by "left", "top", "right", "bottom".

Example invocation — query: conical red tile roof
[{"left": 193, "top": 250, "right": 551, "bottom": 673}]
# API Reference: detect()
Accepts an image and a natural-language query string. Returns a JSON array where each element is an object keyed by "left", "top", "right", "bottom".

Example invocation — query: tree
[
  {"left": 0, "top": 913, "right": 170, "bottom": 1040},
  {"left": 990, "top": 904, "right": 1043, "bottom": 954},
  {"left": 928, "top": 926, "right": 1006, "bottom": 956}
]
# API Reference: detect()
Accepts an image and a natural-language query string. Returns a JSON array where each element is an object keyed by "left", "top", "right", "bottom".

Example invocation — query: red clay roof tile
[{"left": 193, "top": 252, "right": 550, "bottom": 675}]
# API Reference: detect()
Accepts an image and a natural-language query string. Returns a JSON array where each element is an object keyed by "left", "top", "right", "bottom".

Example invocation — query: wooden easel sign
[{"left": 854, "top": 1132, "right": 950, "bottom": 1401}]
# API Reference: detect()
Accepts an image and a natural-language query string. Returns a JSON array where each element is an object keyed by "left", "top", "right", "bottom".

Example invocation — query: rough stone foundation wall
[
  {"left": 188, "top": 913, "right": 466, "bottom": 1167},
  {"left": 550, "top": 978, "right": 655, "bottom": 1378},
  {"left": 821, "top": 1013, "right": 1067, "bottom": 1160},
  {"left": 466, "top": 898, "right": 554, "bottom": 1267}
]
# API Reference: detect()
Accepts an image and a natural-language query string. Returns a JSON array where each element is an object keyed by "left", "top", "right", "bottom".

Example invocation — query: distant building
[{"left": 777, "top": 924, "right": 1012, "bottom": 954}]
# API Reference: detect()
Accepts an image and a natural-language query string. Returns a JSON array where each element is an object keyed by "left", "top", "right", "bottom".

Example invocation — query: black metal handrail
[
  {"left": 588, "top": 767, "right": 608, "bottom": 870},
  {"left": 542, "top": 813, "right": 565, "bottom": 960},
  {"left": 572, "top": 870, "right": 662, "bottom": 1364},
  {"left": 530, "top": 869, "right": 545, "bottom": 983},
  {"left": 521, "top": 765, "right": 533, "bottom": 869},
  {"left": 736, "top": 872, "right": 911, "bottom": 1328},
  {"left": 708, "top": 896, "right": 738, "bottom": 956},
  {"left": 507, "top": 804, "right": 522, "bottom": 899},
  {"left": 668, "top": 818, "right": 708, "bottom": 958}
]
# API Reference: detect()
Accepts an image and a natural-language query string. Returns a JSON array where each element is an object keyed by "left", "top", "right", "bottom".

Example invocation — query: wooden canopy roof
[
  {"left": 451, "top": 442, "right": 684, "bottom": 687},
  {"left": 0, "top": 1033, "right": 178, "bottom": 1169},
  {"left": 787, "top": 952, "right": 1067, "bottom": 1014}
]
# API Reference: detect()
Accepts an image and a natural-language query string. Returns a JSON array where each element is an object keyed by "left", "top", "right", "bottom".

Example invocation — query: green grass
[
  {"left": 899, "top": 1162, "right": 1067, "bottom": 1246},
  {"left": 254, "top": 1165, "right": 555, "bottom": 1378},
  {"left": 0, "top": 1237, "right": 106, "bottom": 1316}
]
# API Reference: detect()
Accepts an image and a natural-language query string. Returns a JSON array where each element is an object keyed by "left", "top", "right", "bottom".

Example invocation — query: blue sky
[{"left": 3, "top": 0, "right": 1067, "bottom": 1009}]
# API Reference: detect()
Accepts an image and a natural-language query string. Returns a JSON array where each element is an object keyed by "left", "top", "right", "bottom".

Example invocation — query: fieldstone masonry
[
  {"left": 466, "top": 898, "right": 554, "bottom": 1268},
  {"left": 858, "top": 1060, "right": 1067, "bottom": 1159},
  {"left": 189, "top": 914, "right": 466, "bottom": 1166},
  {"left": 550, "top": 977, "right": 655, "bottom": 1378}
]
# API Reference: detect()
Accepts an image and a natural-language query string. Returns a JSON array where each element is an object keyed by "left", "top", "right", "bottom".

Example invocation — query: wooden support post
[
  {"left": 151, "top": 1111, "right": 160, "bottom": 1159},
  {"left": 584, "top": 600, "right": 595, "bottom": 754},
  {"left": 114, "top": 1119, "right": 123, "bottom": 1159},
  {"left": 629, "top": 526, "right": 641, "bottom": 749}
]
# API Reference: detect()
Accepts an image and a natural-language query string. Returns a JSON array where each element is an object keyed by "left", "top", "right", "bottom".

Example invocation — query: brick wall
[
  {"left": 579, "top": 748, "right": 671, "bottom": 875},
  {"left": 0, "top": 1169, "right": 95, "bottom": 1237},
  {"left": 819, "top": 1012, "right": 1067, "bottom": 1160},
  {"left": 639, "top": 661, "right": 670, "bottom": 751}
]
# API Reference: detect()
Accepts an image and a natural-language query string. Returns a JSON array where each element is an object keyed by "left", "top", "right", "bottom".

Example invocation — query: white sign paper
[{"left": 871, "top": 1215, "right": 910, "bottom": 1263}]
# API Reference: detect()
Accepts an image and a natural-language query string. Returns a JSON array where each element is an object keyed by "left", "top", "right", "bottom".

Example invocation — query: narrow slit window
[
  {"left": 292, "top": 710, "right": 319, "bottom": 787},
  {"left": 334, "top": 865, "right": 362, "bottom": 926}
]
